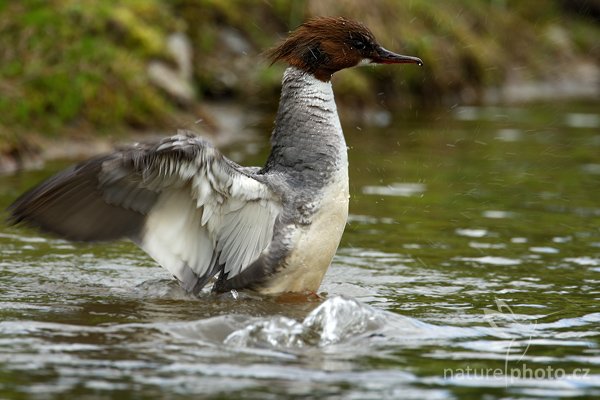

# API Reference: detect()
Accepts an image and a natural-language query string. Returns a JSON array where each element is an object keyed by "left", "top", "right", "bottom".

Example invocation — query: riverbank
[{"left": 0, "top": 0, "right": 598, "bottom": 170}]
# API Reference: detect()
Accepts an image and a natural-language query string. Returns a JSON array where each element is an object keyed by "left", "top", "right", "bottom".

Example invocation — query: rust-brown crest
[{"left": 266, "top": 17, "right": 378, "bottom": 81}]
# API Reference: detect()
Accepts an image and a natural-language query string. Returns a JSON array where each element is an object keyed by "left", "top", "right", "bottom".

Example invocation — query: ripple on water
[
  {"left": 529, "top": 246, "right": 560, "bottom": 254},
  {"left": 455, "top": 256, "right": 522, "bottom": 266},
  {"left": 0, "top": 232, "right": 49, "bottom": 243},
  {"left": 565, "top": 113, "right": 600, "bottom": 128},
  {"left": 564, "top": 257, "right": 600, "bottom": 266},
  {"left": 455, "top": 229, "right": 488, "bottom": 238},
  {"left": 482, "top": 210, "right": 514, "bottom": 219},
  {"left": 582, "top": 163, "right": 600, "bottom": 175},
  {"left": 468, "top": 241, "right": 507, "bottom": 249},
  {"left": 362, "top": 183, "right": 426, "bottom": 197}
]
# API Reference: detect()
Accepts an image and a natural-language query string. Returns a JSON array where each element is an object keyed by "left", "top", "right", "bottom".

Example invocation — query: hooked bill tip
[{"left": 372, "top": 47, "right": 423, "bottom": 66}]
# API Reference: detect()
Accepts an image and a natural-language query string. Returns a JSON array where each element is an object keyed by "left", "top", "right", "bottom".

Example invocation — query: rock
[
  {"left": 147, "top": 61, "right": 195, "bottom": 103},
  {"left": 218, "top": 27, "right": 252, "bottom": 55},
  {"left": 147, "top": 32, "right": 195, "bottom": 103},
  {"left": 167, "top": 32, "right": 193, "bottom": 80}
]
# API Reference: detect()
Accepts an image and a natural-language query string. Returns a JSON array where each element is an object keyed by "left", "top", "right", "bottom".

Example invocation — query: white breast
[{"left": 263, "top": 164, "right": 349, "bottom": 294}]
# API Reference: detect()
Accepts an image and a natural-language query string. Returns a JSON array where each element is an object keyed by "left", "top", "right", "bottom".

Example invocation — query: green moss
[{"left": 0, "top": 0, "right": 178, "bottom": 145}]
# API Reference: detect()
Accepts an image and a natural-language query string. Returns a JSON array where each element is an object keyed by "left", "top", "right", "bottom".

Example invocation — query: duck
[{"left": 7, "top": 17, "right": 422, "bottom": 295}]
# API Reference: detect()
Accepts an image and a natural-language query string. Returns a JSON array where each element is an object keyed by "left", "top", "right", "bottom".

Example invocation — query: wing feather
[
  {"left": 130, "top": 133, "right": 282, "bottom": 291},
  {"left": 8, "top": 131, "right": 282, "bottom": 293}
]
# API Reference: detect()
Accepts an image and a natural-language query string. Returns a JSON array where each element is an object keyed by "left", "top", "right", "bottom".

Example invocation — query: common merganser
[{"left": 8, "top": 17, "right": 422, "bottom": 295}]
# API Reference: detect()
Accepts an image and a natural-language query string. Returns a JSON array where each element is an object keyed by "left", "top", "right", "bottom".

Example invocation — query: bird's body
[
  {"left": 7, "top": 17, "right": 422, "bottom": 295},
  {"left": 254, "top": 67, "right": 349, "bottom": 293}
]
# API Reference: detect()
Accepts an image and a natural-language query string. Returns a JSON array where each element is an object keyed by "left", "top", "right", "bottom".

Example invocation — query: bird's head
[{"left": 267, "top": 16, "right": 423, "bottom": 81}]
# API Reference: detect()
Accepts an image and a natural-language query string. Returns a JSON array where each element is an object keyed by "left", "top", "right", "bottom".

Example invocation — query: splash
[{"left": 216, "top": 296, "right": 477, "bottom": 350}]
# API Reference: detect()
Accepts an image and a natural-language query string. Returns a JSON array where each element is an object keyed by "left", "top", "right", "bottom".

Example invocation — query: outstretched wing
[{"left": 8, "top": 131, "right": 282, "bottom": 293}]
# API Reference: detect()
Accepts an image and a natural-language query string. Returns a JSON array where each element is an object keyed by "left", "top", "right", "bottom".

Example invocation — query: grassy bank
[{"left": 0, "top": 0, "right": 598, "bottom": 158}]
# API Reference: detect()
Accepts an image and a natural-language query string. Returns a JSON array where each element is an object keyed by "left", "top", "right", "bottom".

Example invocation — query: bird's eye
[{"left": 352, "top": 40, "right": 366, "bottom": 50}]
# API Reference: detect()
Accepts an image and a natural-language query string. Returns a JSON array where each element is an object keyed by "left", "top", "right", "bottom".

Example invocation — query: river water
[{"left": 0, "top": 102, "right": 599, "bottom": 399}]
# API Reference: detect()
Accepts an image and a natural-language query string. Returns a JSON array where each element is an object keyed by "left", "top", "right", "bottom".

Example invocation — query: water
[{"left": 1, "top": 102, "right": 599, "bottom": 399}]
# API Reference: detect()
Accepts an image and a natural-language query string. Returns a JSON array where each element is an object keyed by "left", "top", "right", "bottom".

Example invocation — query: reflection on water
[{"left": 0, "top": 102, "right": 599, "bottom": 399}]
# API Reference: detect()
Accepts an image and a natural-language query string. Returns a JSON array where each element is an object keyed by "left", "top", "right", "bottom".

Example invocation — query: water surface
[{"left": 1, "top": 102, "right": 599, "bottom": 399}]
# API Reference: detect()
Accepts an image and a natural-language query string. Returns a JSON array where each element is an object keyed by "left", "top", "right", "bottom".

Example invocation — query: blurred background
[
  {"left": 0, "top": 0, "right": 598, "bottom": 170},
  {"left": 1, "top": 2, "right": 600, "bottom": 398}
]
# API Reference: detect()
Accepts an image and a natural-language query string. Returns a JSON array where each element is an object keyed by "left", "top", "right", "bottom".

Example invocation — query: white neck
[{"left": 264, "top": 67, "right": 346, "bottom": 182}]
